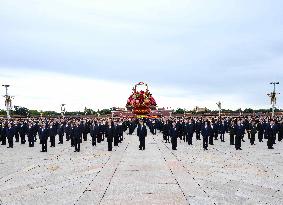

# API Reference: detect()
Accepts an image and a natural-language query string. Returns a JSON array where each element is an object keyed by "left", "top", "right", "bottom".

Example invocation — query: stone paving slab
[{"left": 0, "top": 131, "right": 283, "bottom": 205}]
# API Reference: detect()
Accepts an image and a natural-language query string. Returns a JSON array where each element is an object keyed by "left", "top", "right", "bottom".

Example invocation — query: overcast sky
[{"left": 0, "top": 0, "right": 282, "bottom": 111}]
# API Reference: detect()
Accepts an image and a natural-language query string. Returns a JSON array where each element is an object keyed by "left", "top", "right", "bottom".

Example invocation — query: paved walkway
[{"left": 0, "top": 131, "right": 283, "bottom": 205}]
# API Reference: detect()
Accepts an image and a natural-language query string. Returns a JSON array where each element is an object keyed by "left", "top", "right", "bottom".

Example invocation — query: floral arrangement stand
[{"left": 126, "top": 82, "right": 157, "bottom": 116}]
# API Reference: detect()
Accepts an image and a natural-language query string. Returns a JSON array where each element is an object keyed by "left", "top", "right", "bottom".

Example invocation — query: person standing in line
[
  {"left": 170, "top": 122, "right": 178, "bottom": 150},
  {"left": 229, "top": 121, "right": 236, "bottom": 145},
  {"left": 106, "top": 120, "right": 115, "bottom": 151},
  {"left": 201, "top": 121, "right": 210, "bottom": 150},
  {"left": 27, "top": 122, "right": 35, "bottom": 147},
  {"left": 6, "top": 123, "right": 15, "bottom": 148},
  {"left": 235, "top": 120, "right": 243, "bottom": 150},
  {"left": 73, "top": 122, "right": 81, "bottom": 152},
  {"left": 137, "top": 120, "right": 147, "bottom": 150},
  {"left": 250, "top": 121, "right": 257, "bottom": 145},
  {"left": 39, "top": 123, "right": 49, "bottom": 152}
]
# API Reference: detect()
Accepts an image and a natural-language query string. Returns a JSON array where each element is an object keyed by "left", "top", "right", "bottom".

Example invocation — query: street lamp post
[
  {"left": 216, "top": 101, "right": 222, "bottom": 117},
  {"left": 61, "top": 104, "right": 66, "bottom": 118},
  {"left": 268, "top": 82, "right": 280, "bottom": 117},
  {"left": 2, "top": 85, "right": 13, "bottom": 119}
]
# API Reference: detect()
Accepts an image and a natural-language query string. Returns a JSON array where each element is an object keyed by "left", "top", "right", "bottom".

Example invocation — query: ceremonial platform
[{"left": 0, "top": 132, "right": 282, "bottom": 205}]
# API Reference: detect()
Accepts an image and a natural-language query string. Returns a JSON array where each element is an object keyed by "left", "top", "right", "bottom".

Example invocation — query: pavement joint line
[
  {"left": 157, "top": 132, "right": 213, "bottom": 201},
  {"left": 97, "top": 141, "right": 130, "bottom": 205},
  {"left": 152, "top": 134, "right": 190, "bottom": 205},
  {"left": 161, "top": 132, "right": 282, "bottom": 204},
  {"left": 73, "top": 149, "right": 112, "bottom": 205},
  {"left": 0, "top": 143, "right": 71, "bottom": 183},
  {"left": 211, "top": 146, "right": 283, "bottom": 199}
]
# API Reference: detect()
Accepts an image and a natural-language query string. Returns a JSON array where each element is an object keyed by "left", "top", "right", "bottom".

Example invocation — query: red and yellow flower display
[{"left": 126, "top": 82, "right": 157, "bottom": 115}]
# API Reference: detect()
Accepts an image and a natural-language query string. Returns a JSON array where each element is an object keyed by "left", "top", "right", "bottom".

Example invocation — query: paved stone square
[{"left": 0, "top": 131, "right": 283, "bottom": 205}]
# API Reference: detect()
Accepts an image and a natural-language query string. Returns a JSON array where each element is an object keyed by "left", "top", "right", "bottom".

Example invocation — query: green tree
[
  {"left": 29, "top": 110, "right": 41, "bottom": 116},
  {"left": 98, "top": 109, "right": 111, "bottom": 115},
  {"left": 13, "top": 106, "right": 29, "bottom": 117},
  {"left": 173, "top": 108, "right": 185, "bottom": 114},
  {"left": 244, "top": 108, "right": 254, "bottom": 113},
  {"left": 0, "top": 109, "right": 6, "bottom": 115},
  {"left": 84, "top": 107, "right": 96, "bottom": 115}
]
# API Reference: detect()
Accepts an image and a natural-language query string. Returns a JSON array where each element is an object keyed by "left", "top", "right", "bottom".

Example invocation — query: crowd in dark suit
[
  {"left": 1, "top": 116, "right": 282, "bottom": 153},
  {"left": 0, "top": 117, "right": 130, "bottom": 153},
  {"left": 154, "top": 116, "right": 283, "bottom": 151}
]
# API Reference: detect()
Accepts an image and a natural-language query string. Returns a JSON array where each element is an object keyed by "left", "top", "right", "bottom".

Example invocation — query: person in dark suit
[
  {"left": 39, "top": 124, "right": 49, "bottom": 152},
  {"left": 137, "top": 120, "right": 147, "bottom": 150},
  {"left": 229, "top": 121, "right": 236, "bottom": 145},
  {"left": 170, "top": 122, "right": 178, "bottom": 150},
  {"left": 49, "top": 122, "right": 57, "bottom": 147},
  {"left": 65, "top": 123, "right": 71, "bottom": 141},
  {"left": 201, "top": 121, "right": 210, "bottom": 150},
  {"left": 257, "top": 120, "right": 264, "bottom": 142},
  {"left": 106, "top": 120, "right": 115, "bottom": 151},
  {"left": 1, "top": 123, "right": 7, "bottom": 145},
  {"left": 209, "top": 122, "right": 215, "bottom": 145},
  {"left": 14, "top": 121, "right": 20, "bottom": 143},
  {"left": 195, "top": 120, "right": 202, "bottom": 140},
  {"left": 19, "top": 122, "right": 27, "bottom": 144},
  {"left": 213, "top": 120, "right": 219, "bottom": 140},
  {"left": 235, "top": 121, "right": 244, "bottom": 150},
  {"left": 82, "top": 121, "right": 89, "bottom": 141},
  {"left": 73, "top": 122, "right": 81, "bottom": 152},
  {"left": 185, "top": 119, "right": 194, "bottom": 145},
  {"left": 90, "top": 122, "right": 98, "bottom": 146},
  {"left": 163, "top": 121, "right": 170, "bottom": 143},
  {"left": 114, "top": 121, "right": 119, "bottom": 147},
  {"left": 219, "top": 120, "right": 226, "bottom": 142},
  {"left": 267, "top": 121, "right": 276, "bottom": 149},
  {"left": 6, "top": 123, "right": 14, "bottom": 148},
  {"left": 58, "top": 123, "right": 65, "bottom": 144},
  {"left": 27, "top": 122, "right": 35, "bottom": 147},
  {"left": 250, "top": 121, "right": 257, "bottom": 145}
]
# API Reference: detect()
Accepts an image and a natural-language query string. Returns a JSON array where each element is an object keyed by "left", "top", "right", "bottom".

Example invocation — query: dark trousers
[
  {"left": 187, "top": 134, "right": 193, "bottom": 145},
  {"left": 230, "top": 134, "right": 234, "bottom": 145},
  {"left": 83, "top": 133, "right": 87, "bottom": 141},
  {"left": 279, "top": 133, "right": 283, "bottom": 141},
  {"left": 250, "top": 134, "right": 255, "bottom": 145},
  {"left": 258, "top": 132, "right": 263, "bottom": 142},
  {"left": 203, "top": 136, "right": 208, "bottom": 150},
  {"left": 15, "top": 133, "right": 19, "bottom": 142},
  {"left": 1, "top": 137, "right": 6, "bottom": 145},
  {"left": 164, "top": 135, "right": 169, "bottom": 143},
  {"left": 8, "top": 138, "right": 13, "bottom": 148},
  {"left": 20, "top": 134, "right": 26, "bottom": 144},
  {"left": 209, "top": 135, "right": 214, "bottom": 145},
  {"left": 220, "top": 133, "right": 225, "bottom": 142},
  {"left": 29, "top": 141, "right": 34, "bottom": 147},
  {"left": 140, "top": 138, "right": 145, "bottom": 150},
  {"left": 108, "top": 141, "right": 112, "bottom": 151},
  {"left": 59, "top": 134, "right": 64, "bottom": 144},
  {"left": 267, "top": 135, "right": 274, "bottom": 149},
  {"left": 196, "top": 132, "right": 201, "bottom": 140},
  {"left": 171, "top": 137, "right": 177, "bottom": 150},
  {"left": 75, "top": 139, "right": 80, "bottom": 152},
  {"left": 235, "top": 135, "right": 242, "bottom": 150},
  {"left": 214, "top": 132, "right": 218, "bottom": 140},
  {"left": 50, "top": 136, "right": 55, "bottom": 147},
  {"left": 97, "top": 134, "right": 102, "bottom": 143},
  {"left": 42, "top": 140, "right": 47, "bottom": 152},
  {"left": 71, "top": 138, "right": 75, "bottom": 147},
  {"left": 114, "top": 137, "right": 119, "bottom": 146},
  {"left": 92, "top": 137, "right": 96, "bottom": 146},
  {"left": 66, "top": 134, "right": 70, "bottom": 141}
]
